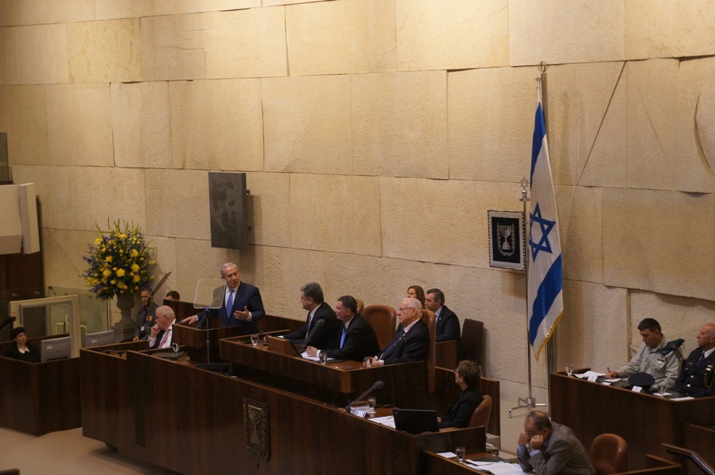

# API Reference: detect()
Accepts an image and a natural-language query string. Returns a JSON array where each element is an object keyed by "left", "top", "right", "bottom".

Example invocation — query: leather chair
[
  {"left": 589, "top": 433, "right": 628, "bottom": 475},
  {"left": 468, "top": 394, "right": 492, "bottom": 429},
  {"left": 460, "top": 319, "right": 484, "bottom": 365},
  {"left": 421, "top": 309, "right": 436, "bottom": 394},
  {"left": 356, "top": 298, "right": 365, "bottom": 315},
  {"left": 361, "top": 305, "right": 396, "bottom": 351}
]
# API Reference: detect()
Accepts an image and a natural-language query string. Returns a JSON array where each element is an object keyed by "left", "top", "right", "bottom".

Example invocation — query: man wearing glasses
[
  {"left": 517, "top": 411, "right": 595, "bottom": 475},
  {"left": 369, "top": 297, "right": 429, "bottom": 366}
]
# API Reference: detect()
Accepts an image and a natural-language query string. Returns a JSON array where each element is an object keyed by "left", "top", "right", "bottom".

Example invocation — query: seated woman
[
  {"left": 4, "top": 327, "right": 40, "bottom": 363},
  {"left": 407, "top": 285, "right": 426, "bottom": 308},
  {"left": 438, "top": 360, "right": 483, "bottom": 428}
]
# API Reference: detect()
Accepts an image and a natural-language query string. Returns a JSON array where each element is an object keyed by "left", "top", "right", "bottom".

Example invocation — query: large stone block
[
  {"left": 352, "top": 71, "right": 447, "bottom": 178},
  {"left": 629, "top": 289, "right": 715, "bottom": 356},
  {"left": 680, "top": 58, "right": 715, "bottom": 192},
  {"left": 111, "top": 82, "right": 172, "bottom": 169},
  {"left": 0, "top": 85, "right": 48, "bottom": 165},
  {"left": 204, "top": 9, "right": 287, "bottom": 79},
  {"left": 603, "top": 188, "right": 715, "bottom": 302},
  {"left": 245, "top": 172, "right": 291, "bottom": 248},
  {"left": 169, "top": 79, "right": 263, "bottom": 171},
  {"left": 144, "top": 169, "right": 210, "bottom": 240},
  {"left": 396, "top": 0, "right": 508, "bottom": 71},
  {"left": 380, "top": 178, "right": 522, "bottom": 267},
  {"left": 141, "top": 14, "right": 207, "bottom": 81},
  {"left": 625, "top": 0, "right": 715, "bottom": 60},
  {"left": 545, "top": 62, "right": 625, "bottom": 187},
  {"left": 69, "top": 167, "right": 147, "bottom": 231},
  {"left": 555, "top": 281, "right": 627, "bottom": 372},
  {"left": 68, "top": 19, "right": 142, "bottom": 83},
  {"left": 44, "top": 228, "right": 98, "bottom": 291},
  {"left": 46, "top": 84, "right": 114, "bottom": 167},
  {"left": 262, "top": 75, "right": 351, "bottom": 174},
  {"left": 174, "top": 238, "right": 245, "bottom": 301},
  {"left": 95, "top": 0, "right": 259, "bottom": 20},
  {"left": 146, "top": 236, "right": 178, "bottom": 298},
  {"left": 448, "top": 67, "right": 535, "bottom": 182},
  {"left": 0, "top": 24, "right": 69, "bottom": 85},
  {"left": 509, "top": 0, "right": 625, "bottom": 66},
  {"left": 9, "top": 165, "right": 72, "bottom": 230},
  {"left": 555, "top": 185, "right": 603, "bottom": 283},
  {"left": 286, "top": 0, "right": 397, "bottom": 76},
  {"left": 289, "top": 174, "right": 381, "bottom": 256},
  {"left": 0, "top": 0, "right": 95, "bottom": 27}
]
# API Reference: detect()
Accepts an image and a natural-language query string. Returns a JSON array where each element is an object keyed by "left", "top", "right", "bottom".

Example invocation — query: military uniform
[{"left": 673, "top": 347, "right": 715, "bottom": 398}]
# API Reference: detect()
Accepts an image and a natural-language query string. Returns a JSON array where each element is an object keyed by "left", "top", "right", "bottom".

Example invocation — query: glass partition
[{"left": 9, "top": 295, "right": 81, "bottom": 358}]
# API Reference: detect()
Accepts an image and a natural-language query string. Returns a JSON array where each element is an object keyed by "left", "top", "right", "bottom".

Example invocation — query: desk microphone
[
  {"left": 346, "top": 380, "right": 384, "bottom": 412},
  {"left": 303, "top": 319, "right": 324, "bottom": 348}
]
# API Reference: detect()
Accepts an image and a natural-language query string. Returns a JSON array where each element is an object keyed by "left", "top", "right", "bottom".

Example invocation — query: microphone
[
  {"left": 303, "top": 319, "right": 325, "bottom": 348},
  {"left": 659, "top": 338, "right": 685, "bottom": 355},
  {"left": 346, "top": 380, "right": 384, "bottom": 412}
]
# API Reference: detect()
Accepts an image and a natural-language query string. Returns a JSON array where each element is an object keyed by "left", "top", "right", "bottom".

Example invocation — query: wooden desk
[
  {"left": 0, "top": 336, "right": 82, "bottom": 436},
  {"left": 220, "top": 336, "right": 427, "bottom": 407},
  {"left": 80, "top": 346, "right": 486, "bottom": 475},
  {"left": 172, "top": 323, "right": 246, "bottom": 362},
  {"left": 550, "top": 371, "right": 715, "bottom": 468}
]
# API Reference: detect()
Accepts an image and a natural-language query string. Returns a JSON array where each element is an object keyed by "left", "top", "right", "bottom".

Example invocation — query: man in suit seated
[
  {"left": 517, "top": 411, "right": 596, "bottom": 475},
  {"left": 369, "top": 297, "right": 429, "bottom": 366},
  {"left": 425, "top": 288, "right": 461, "bottom": 342},
  {"left": 283, "top": 282, "right": 340, "bottom": 350},
  {"left": 306, "top": 295, "right": 380, "bottom": 362},
  {"left": 149, "top": 306, "right": 177, "bottom": 349},
  {"left": 180, "top": 262, "right": 265, "bottom": 334},
  {"left": 673, "top": 323, "right": 715, "bottom": 397}
]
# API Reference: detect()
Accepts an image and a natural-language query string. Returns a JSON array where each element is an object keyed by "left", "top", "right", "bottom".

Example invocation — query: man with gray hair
[
  {"left": 371, "top": 297, "right": 429, "bottom": 366},
  {"left": 180, "top": 262, "right": 264, "bottom": 334}
]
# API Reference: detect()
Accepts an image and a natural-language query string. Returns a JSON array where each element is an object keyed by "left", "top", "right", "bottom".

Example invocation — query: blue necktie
[
  {"left": 226, "top": 289, "right": 234, "bottom": 315},
  {"left": 339, "top": 326, "right": 347, "bottom": 348}
]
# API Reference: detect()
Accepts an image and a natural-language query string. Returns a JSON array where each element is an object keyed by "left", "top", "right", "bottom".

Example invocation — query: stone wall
[{"left": 2, "top": 0, "right": 715, "bottom": 400}]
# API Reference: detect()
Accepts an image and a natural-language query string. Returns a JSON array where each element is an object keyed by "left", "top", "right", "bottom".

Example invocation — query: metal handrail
[{"left": 662, "top": 443, "right": 715, "bottom": 475}]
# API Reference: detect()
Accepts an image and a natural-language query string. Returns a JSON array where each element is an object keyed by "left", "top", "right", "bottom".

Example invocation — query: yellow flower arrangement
[{"left": 82, "top": 220, "right": 155, "bottom": 299}]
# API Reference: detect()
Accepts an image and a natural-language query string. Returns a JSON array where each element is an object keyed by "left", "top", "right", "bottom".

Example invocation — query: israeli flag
[{"left": 528, "top": 92, "right": 563, "bottom": 361}]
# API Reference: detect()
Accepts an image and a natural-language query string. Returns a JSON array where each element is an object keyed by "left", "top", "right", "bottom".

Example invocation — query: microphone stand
[
  {"left": 299, "top": 320, "right": 324, "bottom": 353},
  {"left": 345, "top": 382, "right": 384, "bottom": 412}
]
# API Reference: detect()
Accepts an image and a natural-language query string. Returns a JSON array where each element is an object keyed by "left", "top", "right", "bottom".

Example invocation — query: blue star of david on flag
[{"left": 529, "top": 202, "right": 556, "bottom": 260}]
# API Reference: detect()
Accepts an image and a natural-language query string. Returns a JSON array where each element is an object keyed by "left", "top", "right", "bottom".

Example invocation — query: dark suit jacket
[
  {"left": 205, "top": 282, "right": 265, "bottom": 333},
  {"left": 380, "top": 319, "right": 429, "bottom": 365},
  {"left": 325, "top": 314, "right": 380, "bottom": 361},
  {"left": 673, "top": 347, "right": 715, "bottom": 397},
  {"left": 438, "top": 386, "right": 483, "bottom": 428},
  {"left": 517, "top": 422, "right": 596, "bottom": 475},
  {"left": 3, "top": 343, "right": 40, "bottom": 363},
  {"left": 134, "top": 301, "right": 158, "bottom": 339},
  {"left": 149, "top": 323, "right": 175, "bottom": 350},
  {"left": 435, "top": 305, "right": 461, "bottom": 342},
  {"left": 284, "top": 302, "right": 340, "bottom": 350}
]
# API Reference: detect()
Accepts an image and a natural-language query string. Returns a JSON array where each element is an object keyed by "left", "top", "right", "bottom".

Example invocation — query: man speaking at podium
[{"left": 181, "top": 262, "right": 265, "bottom": 334}]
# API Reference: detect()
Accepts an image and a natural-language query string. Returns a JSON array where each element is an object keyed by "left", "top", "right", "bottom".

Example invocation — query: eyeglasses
[{"left": 397, "top": 307, "right": 414, "bottom": 313}]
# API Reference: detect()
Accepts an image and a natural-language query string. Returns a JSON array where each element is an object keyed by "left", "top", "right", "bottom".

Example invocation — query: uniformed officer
[{"left": 673, "top": 323, "right": 715, "bottom": 398}]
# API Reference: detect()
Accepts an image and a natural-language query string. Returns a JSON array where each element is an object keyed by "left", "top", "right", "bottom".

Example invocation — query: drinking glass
[
  {"left": 657, "top": 384, "right": 666, "bottom": 397},
  {"left": 363, "top": 356, "right": 373, "bottom": 368},
  {"left": 319, "top": 352, "right": 328, "bottom": 364},
  {"left": 250, "top": 334, "right": 259, "bottom": 347},
  {"left": 455, "top": 446, "right": 466, "bottom": 464},
  {"left": 367, "top": 396, "right": 377, "bottom": 414},
  {"left": 565, "top": 363, "right": 574, "bottom": 377}
]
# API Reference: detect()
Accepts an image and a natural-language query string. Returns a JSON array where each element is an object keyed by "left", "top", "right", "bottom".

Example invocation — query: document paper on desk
[
  {"left": 370, "top": 415, "right": 395, "bottom": 428},
  {"left": 466, "top": 461, "right": 527, "bottom": 474}
]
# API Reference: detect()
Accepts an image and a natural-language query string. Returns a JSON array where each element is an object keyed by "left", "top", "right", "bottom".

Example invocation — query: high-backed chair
[
  {"left": 589, "top": 433, "right": 628, "bottom": 475},
  {"left": 460, "top": 319, "right": 484, "bottom": 365},
  {"left": 356, "top": 298, "right": 365, "bottom": 315},
  {"left": 468, "top": 394, "right": 492, "bottom": 429},
  {"left": 421, "top": 308, "right": 436, "bottom": 394},
  {"left": 361, "top": 305, "right": 396, "bottom": 351}
]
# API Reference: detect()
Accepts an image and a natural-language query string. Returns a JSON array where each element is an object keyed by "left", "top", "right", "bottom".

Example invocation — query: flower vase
[{"left": 114, "top": 292, "right": 136, "bottom": 341}]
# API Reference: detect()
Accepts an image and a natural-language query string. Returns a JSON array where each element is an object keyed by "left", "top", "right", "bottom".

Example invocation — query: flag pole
[{"left": 509, "top": 63, "right": 551, "bottom": 417}]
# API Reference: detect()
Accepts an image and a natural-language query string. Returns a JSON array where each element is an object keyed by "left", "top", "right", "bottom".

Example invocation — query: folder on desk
[
  {"left": 393, "top": 409, "right": 439, "bottom": 434},
  {"left": 266, "top": 336, "right": 303, "bottom": 357}
]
